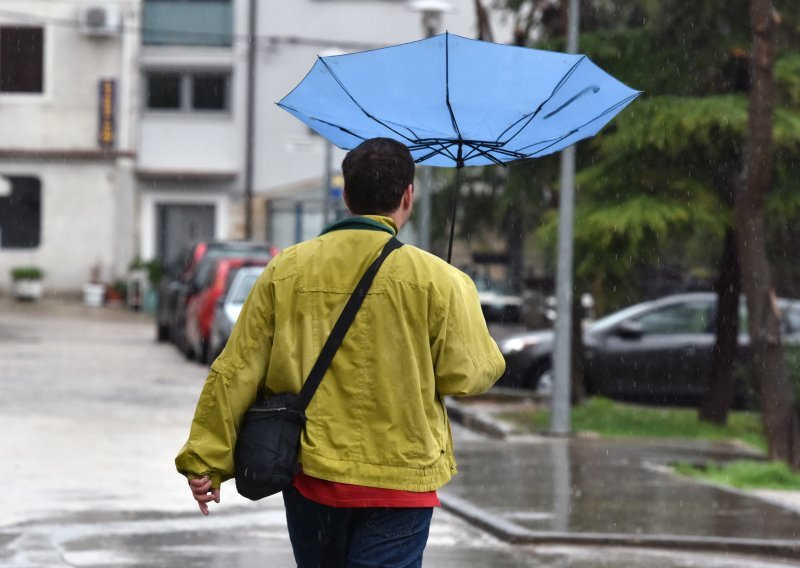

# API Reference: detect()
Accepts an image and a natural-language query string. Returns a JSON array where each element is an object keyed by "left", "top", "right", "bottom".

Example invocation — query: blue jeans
[{"left": 282, "top": 487, "right": 434, "bottom": 568}]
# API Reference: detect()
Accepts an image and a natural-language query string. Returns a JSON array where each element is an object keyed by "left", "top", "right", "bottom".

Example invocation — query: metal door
[{"left": 156, "top": 204, "right": 216, "bottom": 267}]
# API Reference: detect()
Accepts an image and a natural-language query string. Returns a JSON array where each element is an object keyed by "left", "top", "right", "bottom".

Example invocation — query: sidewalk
[{"left": 442, "top": 397, "right": 800, "bottom": 559}]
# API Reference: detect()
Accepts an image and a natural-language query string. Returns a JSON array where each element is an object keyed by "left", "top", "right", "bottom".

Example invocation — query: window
[
  {"left": 635, "top": 301, "right": 714, "bottom": 335},
  {"left": 145, "top": 71, "right": 230, "bottom": 112},
  {"left": 192, "top": 74, "right": 227, "bottom": 110},
  {"left": 0, "top": 176, "right": 42, "bottom": 249},
  {"left": 147, "top": 72, "right": 182, "bottom": 109},
  {"left": 0, "top": 27, "right": 44, "bottom": 93},
  {"left": 143, "top": 0, "right": 233, "bottom": 47}
]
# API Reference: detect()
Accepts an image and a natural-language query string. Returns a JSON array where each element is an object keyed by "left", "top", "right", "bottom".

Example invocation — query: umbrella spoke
[
  {"left": 444, "top": 32, "right": 463, "bottom": 141},
  {"left": 543, "top": 86, "right": 601, "bottom": 120},
  {"left": 318, "top": 58, "right": 416, "bottom": 143},
  {"left": 495, "top": 56, "right": 587, "bottom": 146},
  {"left": 572, "top": 92, "right": 642, "bottom": 131},
  {"left": 462, "top": 143, "right": 505, "bottom": 166},
  {"left": 414, "top": 141, "right": 459, "bottom": 163},
  {"left": 523, "top": 130, "right": 578, "bottom": 158}
]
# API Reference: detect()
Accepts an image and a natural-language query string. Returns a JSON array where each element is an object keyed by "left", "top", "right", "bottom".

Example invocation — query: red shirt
[{"left": 292, "top": 470, "right": 440, "bottom": 508}]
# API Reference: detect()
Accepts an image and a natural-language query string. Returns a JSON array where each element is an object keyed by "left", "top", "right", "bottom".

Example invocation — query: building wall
[
  {"left": 135, "top": 0, "right": 249, "bottom": 261},
  {"left": 0, "top": 0, "right": 140, "bottom": 292},
  {"left": 0, "top": 161, "right": 119, "bottom": 291}
]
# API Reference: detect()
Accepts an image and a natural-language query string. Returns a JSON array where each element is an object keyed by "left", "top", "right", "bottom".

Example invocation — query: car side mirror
[{"left": 615, "top": 320, "right": 644, "bottom": 340}]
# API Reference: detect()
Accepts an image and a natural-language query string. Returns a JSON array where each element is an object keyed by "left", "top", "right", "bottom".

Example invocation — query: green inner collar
[{"left": 320, "top": 216, "right": 396, "bottom": 237}]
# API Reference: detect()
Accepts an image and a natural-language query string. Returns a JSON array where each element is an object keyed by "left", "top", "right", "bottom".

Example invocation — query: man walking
[{"left": 176, "top": 137, "right": 505, "bottom": 567}]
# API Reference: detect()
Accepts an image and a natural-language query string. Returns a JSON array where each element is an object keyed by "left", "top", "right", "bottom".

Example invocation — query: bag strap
[{"left": 293, "top": 237, "right": 404, "bottom": 411}]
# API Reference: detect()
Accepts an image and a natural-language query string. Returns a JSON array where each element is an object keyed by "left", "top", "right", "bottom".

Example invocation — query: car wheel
[
  {"left": 200, "top": 339, "right": 211, "bottom": 365},
  {"left": 529, "top": 363, "right": 554, "bottom": 397},
  {"left": 156, "top": 322, "right": 170, "bottom": 342}
]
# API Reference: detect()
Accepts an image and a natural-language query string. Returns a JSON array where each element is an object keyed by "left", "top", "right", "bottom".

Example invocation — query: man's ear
[{"left": 343, "top": 189, "right": 351, "bottom": 210}]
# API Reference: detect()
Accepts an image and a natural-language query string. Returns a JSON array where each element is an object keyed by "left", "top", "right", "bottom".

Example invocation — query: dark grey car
[{"left": 496, "top": 292, "right": 800, "bottom": 404}]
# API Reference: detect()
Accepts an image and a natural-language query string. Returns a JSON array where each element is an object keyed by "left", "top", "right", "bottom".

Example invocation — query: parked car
[
  {"left": 183, "top": 257, "right": 270, "bottom": 364},
  {"left": 496, "top": 292, "right": 800, "bottom": 404},
  {"left": 208, "top": 266, "right": 264, "bottom": 363},
  {"left": 474, "top": 277, "right": 522, "bottom": 323},
  {"left": 155, "top": 240, "right": 278, "bottom": 343}
]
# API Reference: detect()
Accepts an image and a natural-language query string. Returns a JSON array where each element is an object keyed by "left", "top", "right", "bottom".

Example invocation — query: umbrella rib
[
  {"left": 572, "top": 92, "right": 642, "bottom": 131},
  {"left": 445, "top": 32, "right": 464, "bottom": 143},
  {"left": 415, "top": 141, "right": 459, "bottom": 163},
  {"left": 463, "top": 144, "right": 505, "bottom": 166},
  {"left": 542, "top": 86, "right": 600, "bottom": 119},
  {"left": 495, "top": 55, "right": 588, "bottom": 145},
  {"left": 276, "top": 103, "right": 368, "bottom": 143},
  {"left": 523, "top": 130, "right": 578, "bottom": 157},
  {"left": 519, "top": 92, "right": 641, "bottom": 157},
  {"left": 317, "top": 57, "right": 416, "bottom": 143}
]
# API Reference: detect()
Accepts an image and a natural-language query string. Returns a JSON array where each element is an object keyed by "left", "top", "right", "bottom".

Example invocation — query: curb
[
  {"left": 439, "top": 492, "right": 800, "bottom": 559},
  {"left": 445, "top": 398, "right": 513, "bottom": 439}
]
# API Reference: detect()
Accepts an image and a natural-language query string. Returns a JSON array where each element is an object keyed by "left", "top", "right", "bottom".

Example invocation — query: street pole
[
  {"left": 550, "top": 0, "right": 580, "bottom": 435},
  {"left": 242, "top": 0, "right": 257, "bottom": 239},
  {"left": 410, "top": 1, "right": 452, "bottom": 251}
]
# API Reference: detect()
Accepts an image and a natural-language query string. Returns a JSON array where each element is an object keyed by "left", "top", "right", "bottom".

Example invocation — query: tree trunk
[
  {"left": 473, "top": 0, "right": 494, "bottom": 42},
  {"left": 699, "top": 228, "right": 740, "bottom": 424},
  {"left": 571, "top": 291, "right": 586, "bottom": 404},
  {"left": 507, "top": 193, "right": 525, "bottom": 294},
  {"left": 735, "top": 0, "right": 800, "bottom": 467}
]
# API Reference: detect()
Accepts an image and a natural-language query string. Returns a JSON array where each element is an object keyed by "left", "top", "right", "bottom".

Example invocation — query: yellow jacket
[{"left": 175, "top": 215, "right": 505, "bottom": 491}]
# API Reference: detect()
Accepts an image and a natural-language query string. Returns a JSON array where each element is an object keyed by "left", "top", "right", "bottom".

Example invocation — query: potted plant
[
  {"left": 11, "top": 267, "right": 44, "bottom": 301},
  {"left": 82, "top": 263, "right": 106, "bottom": 307}
]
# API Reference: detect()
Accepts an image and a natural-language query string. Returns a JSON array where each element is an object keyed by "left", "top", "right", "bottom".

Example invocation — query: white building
[
  {"left": 136, "top": 0, "right": 508, "bottom": 260},
  {"left": 0, "top": 0, "right": 511, "bottom": 293},
  {"left": 135, "top": 0, "right": 249, "bottom": 266},
  {"left": 0, "top": 0, "right": 140, "bottom": 292}
]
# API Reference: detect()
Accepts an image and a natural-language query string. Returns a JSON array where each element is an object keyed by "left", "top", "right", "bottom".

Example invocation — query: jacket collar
[{"left": 320, "top": 215, "right": 398, "bottom": 237}]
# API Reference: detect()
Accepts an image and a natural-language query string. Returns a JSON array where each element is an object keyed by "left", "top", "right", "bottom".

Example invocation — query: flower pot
[
  {"left": 83, "top": 283, "right": 106, "bottom": 307},
  {"left": 12, "top": 279, "right": 43, "bottom": 301}
]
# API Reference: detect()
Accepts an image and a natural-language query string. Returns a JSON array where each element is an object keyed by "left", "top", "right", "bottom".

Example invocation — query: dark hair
[{"left": 341, "top": 138, "right": 415, "bottom": 215}]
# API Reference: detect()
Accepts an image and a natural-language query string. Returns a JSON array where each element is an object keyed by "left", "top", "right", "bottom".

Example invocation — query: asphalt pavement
[{"left": 2, "top": 298, "right": 800, "bottom": 567}]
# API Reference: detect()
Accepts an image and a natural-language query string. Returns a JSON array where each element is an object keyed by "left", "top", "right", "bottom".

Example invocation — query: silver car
[{"left": 208, "top": 266, "right": 264, "bottom": 363}]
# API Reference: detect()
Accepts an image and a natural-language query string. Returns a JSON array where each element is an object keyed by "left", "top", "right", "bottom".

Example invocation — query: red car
[{"left": 183, "top": 256, "right": 270, "bottom": 363}]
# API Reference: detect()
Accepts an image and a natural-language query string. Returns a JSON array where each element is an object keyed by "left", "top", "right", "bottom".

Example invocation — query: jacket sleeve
[
  {"left": 174, "top": 262, "right": 277, "bottom": 488},
  {"left": 432, "top": 273, "right": 506, "bottom": 397}
]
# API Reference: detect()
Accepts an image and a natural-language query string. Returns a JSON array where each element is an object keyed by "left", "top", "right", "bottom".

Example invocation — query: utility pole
[
  {"left": 410, "top": 0, "right": 452, "bottom": 250},
  {"left": 550, "top": 0, "right": 580, "bottom": 435},
  {"left": 243, "top": 0, "right": 258, "bottom": 239}
]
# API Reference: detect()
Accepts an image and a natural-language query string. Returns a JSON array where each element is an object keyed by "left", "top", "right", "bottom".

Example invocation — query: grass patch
[
  {"left": 674, "top": 460, "right": 800, "bottom": 491},
  {"left": 498, "top": 396, "right": 766, "bottom": 450}
]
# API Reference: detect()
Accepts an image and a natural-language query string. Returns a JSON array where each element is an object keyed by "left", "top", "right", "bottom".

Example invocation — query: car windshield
[
  {"left": 588, "top": 302, "right": 654, "bottom": 333},
  {"left": 229, "top": 272, "right": 261, "bottom": 304},
  {"left": 474, "top": 277, "right": 514, "bottom": 295}
]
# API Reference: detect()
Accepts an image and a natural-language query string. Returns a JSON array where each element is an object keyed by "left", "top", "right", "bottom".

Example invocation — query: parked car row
[
  {"left": 156, "top": 241, "right": 277, "bottom": 364},
  {"left": 496, "top": 292, "right": 800, "bottom": 406}
]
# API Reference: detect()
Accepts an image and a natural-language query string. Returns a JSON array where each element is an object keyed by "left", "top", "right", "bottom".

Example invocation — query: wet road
[{"left": 1, "top": 300, "right": 798, "bottom": 567}]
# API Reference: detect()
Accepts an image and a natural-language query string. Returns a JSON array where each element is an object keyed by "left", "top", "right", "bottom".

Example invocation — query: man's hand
[{"left": 189, "top": 476, "right": 220, "bottom": 515}]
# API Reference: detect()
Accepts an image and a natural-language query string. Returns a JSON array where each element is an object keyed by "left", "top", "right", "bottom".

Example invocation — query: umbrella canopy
[{"left": 278, "top": 32, "right": 641, "bottom": 168}]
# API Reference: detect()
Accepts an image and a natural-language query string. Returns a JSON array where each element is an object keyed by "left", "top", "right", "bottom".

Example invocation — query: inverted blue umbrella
[{"left": 278, "top": 32, "right": 640, "bottom": 261}]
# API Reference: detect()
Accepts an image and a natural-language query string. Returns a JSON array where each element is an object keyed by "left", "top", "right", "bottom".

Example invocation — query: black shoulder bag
[{"left": 234, "top": 237, "right": 403, "bottom": 501}]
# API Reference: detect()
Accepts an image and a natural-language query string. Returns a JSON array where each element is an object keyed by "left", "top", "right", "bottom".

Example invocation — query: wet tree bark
[
  {"left": 735, "top": 0, "right": 800, "bottom": 467},
  {"left": 474, "top": 0, "right": 494, "bottom": 42},
  {"left": 571, "top": 292, "right": 586, "bottom": 404},
  {"left": 699, "top": 228, "right": 740, "bottom": 424},
  {"left": 506, "top": 195, "right": 525, "bottom": 294}
]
